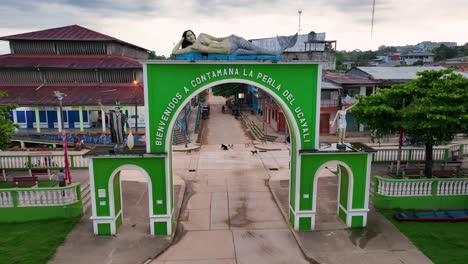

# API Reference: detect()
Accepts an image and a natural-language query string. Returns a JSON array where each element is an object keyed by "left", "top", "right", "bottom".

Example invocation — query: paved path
[{"left": 153, "top": 93, "right": 308, "bottom": 263}]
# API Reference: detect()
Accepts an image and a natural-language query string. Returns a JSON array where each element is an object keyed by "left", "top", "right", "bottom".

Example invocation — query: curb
[
  {"left": 267, "top": 179, "right": 320, "bottom": 264},
  {"left": 172, "top": 144, "right": 201, "bottom": 152},
  {"left": 143, "top": 180, "right": 186, "bottom": 264}
]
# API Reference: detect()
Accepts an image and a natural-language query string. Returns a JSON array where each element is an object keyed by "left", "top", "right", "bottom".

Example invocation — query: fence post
[
  {"left": 408, "top": 149, "right": 413, "bottom": 162},
  {"left": 11, "top": 191, "right": 18, "bottom": 207},
  {"left": 70, "top": 155, "right": 75, "bottom": 169},
  {"left": 431, "top": 180, "right": 437, "bottom": 196},
  {"left": 444, "top": 147, "right": 450, "bottom": 162}
]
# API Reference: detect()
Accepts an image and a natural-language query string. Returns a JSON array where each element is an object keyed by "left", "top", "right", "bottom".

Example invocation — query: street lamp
[{"left": 54, "top": 91, "right": 72, "bottom": 185}]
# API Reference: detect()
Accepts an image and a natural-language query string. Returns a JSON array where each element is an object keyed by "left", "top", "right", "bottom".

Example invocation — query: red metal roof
[
  {"left": 323, "top": 70, "right": 378, "bottom": 85},
  {"left": 0, "top": 54, "right": 141, "bottom": 69},
  {"left": 0, "top": 83, "right": 144, "bottom": 106},
  {"left": 0, "top": 25, "right": 148, "bottom": 51}
]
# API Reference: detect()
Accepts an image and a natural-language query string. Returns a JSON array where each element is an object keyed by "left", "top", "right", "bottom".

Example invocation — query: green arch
[
  {"left": 144, "top": 62, "right": 320, "bottom": 153},
  {"left": 87, "top": 61, "right": 372, "bottom": 236}
]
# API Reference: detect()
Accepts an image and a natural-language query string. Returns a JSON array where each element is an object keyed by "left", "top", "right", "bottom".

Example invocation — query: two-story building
[{"left": 0, "top": 25, "right": 148, "bottom": 134}]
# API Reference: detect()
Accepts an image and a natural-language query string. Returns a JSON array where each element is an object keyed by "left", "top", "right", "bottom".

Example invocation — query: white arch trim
[
  {"left": 107, "top": 164, "right": 155, "bottom": 235},
  {"left": 311, "top": 161, "right": 354, "bottom": 228}
]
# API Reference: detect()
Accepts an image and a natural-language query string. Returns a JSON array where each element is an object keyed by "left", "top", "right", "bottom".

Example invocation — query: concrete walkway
[
  {"left": 49, "top": 171, "right": 186, "bottom": 264},
  {"left": 152, "top": 92, "right": 308, "bottom": 263}
]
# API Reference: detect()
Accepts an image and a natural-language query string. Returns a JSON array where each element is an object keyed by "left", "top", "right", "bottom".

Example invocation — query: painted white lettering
[
  {"left": 257, "top": 72, "right": 263, "bottom": 79},
  {"left": 191, "top": 80, "right": 196, "bottom": 87},
  {"left": 267, "top": 77, "right": 273, "bottom": 86},
  {"left": 155, "top": 141, "right": 162, "bottom": 146},
  {"left": 162, "top": 115, "right": 168, "bottom": 121},
  {"left": 217, "top": 69, "right": 222, "bottom": 76},
  {"left": 184, "top": 86, "right": 190, "bottom": 93},
  {"left": 201, "top": 74, "right": 207, "bottom": 83}
]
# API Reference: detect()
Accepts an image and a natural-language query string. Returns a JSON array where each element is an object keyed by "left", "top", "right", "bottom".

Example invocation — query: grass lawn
[
  {"left": 0, "top": 217, "right": 80, "bottom": 264},
  {"left": 381, "top": 210, "right": 468, "bottom": 264}
]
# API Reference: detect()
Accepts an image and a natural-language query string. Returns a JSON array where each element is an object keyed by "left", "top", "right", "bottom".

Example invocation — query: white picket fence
[
  {"left": 376, "top": 177, "right": 468, "bottom": 197},
  {"left": 0, "top": 183, "right": 80, "bottom": 208}
]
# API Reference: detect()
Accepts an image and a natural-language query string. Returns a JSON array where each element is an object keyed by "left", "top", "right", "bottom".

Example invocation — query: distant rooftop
[
  {"left": 0, "top": 25, "right": 148, "bottom": 51},
  {"left": 351, "top": 66, "right": 450, "bottom": 80},
  {"left": 324, "top": 70, "right": 378, "bottom": 85}
]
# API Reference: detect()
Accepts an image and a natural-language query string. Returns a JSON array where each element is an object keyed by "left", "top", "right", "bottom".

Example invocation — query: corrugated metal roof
[
  {"left": 250, "top": 32, "right": 326, "bottom": 52},
  {"left": 0, "top": 83, "right": 143, "bottom": 106},
  {"left": 0, "top": 54, "right": 141, "bottom": 69},
  {"left": 321, "top": 81, "right": 341, "bottom": 89},
  {"left": 353, "top": 66, "right": 452, "bottom": 80},
  {"left": 323, "top": 70, "right": 378, "bottom": 85},
  {"left": 0, "top": 25, "right": 148, "bottom": 51}
]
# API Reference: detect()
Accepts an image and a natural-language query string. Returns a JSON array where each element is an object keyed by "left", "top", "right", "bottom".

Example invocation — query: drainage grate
[
  {"left": 269, "top": 168, "right": 279, "bottom": 171},
  {"left": 189, "top": 169, "right": 196, "bottom": 172}
]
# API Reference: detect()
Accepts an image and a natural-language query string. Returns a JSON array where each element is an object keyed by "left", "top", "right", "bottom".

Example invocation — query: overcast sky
[{"left": 0, "top": 0, "right": 466, "bottom": 56}]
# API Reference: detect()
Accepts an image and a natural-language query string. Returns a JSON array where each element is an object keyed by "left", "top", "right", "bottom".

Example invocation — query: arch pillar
[
  {"left": 292, "top": 150, "right": 373, "bottom": 230},
  {"left": 86, "top": 150, "right": 172, "bottom": 236}
]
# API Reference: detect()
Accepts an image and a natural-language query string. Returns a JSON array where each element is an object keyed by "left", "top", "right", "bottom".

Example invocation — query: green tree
[
  {"left": 0, "top": 91, "right": 18, "bottom": 150},
  {"left": 148, "top": 51, "right": 166, "bottom": 60},
  {"left": 352, "top": 69, "right": 468, "bottom": 177},
  {"left": 433, "top": 44, "right": 457, "bottom": 61},
  {"left": 212, "top": 83, "right": 246, "bottom": 98}
]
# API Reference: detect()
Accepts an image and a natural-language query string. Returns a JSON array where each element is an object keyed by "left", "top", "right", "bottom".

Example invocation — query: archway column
[
  {"left": 291, "top": 150, "right": 374, "bottom": 231},
  {"left": 84, "top": 150, "right": 172, "bottom": 236}
]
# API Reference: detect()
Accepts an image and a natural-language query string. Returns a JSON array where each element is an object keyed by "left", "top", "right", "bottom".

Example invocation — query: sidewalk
[
  {"left": 49, "top": 173, "right": 186, "bottom": 264},
  {"left": 268, "top": 166, "right": 433, "bottom": 264}
]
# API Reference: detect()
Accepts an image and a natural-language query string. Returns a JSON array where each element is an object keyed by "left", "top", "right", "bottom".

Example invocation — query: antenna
[
  {"left": 298, "top": 10, "right": 302, "bottom": 34},
  {"left": 371, "top": 0, "right": 376, "bottom": 38}
]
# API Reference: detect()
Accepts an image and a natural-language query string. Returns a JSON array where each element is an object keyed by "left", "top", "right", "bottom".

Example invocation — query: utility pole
[{"left": 298, "top": 10, "right": 302, "bottom": 34}]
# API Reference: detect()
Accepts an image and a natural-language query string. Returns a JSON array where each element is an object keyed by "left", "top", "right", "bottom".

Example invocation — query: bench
[
  {"left": 11, "top": 176, "right": 38, "bottom": 188},
  {"left": 441, "top": 161, "right": 462, "bottom": 172},
  {"left": 30, "top": 169, "right": 55, "bottom": 180},
  {"left": 433, "top": 170, "right": 455, "bottom": 178},
  {"left": 401, "top": 167, "right": 424, "bottom": 178}
]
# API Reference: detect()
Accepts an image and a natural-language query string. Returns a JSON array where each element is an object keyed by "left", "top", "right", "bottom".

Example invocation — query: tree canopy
[
  {"left": 352, "top": 69, "right": 468, "bottom": 177},
  {"left": 212, "top": 83, "right": 246, "bottom": 98},
  {"left": 0, "top": 91, "right": 18, "bottom": 150}
]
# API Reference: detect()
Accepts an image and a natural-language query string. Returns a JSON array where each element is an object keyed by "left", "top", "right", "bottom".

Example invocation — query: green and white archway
[{"left": 86, "top": 61, "right": 373, "bottom": 236}]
